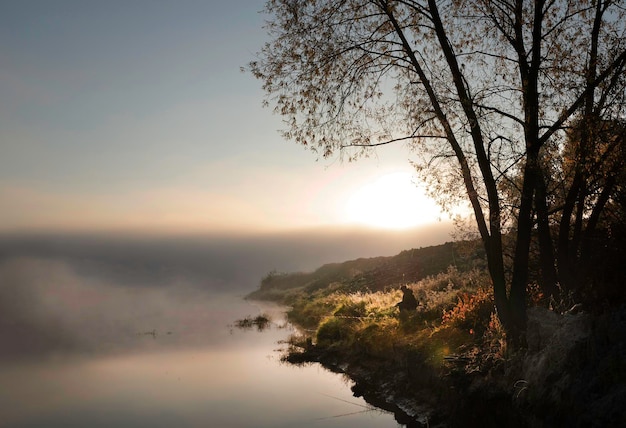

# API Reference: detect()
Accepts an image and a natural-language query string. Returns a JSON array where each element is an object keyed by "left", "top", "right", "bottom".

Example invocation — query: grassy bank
[
  {"left": 249, "top": 243, "right": 626, "bottom": 427},
  {"left": 280, "top": 266, "right": 524, "bottom": 426}
]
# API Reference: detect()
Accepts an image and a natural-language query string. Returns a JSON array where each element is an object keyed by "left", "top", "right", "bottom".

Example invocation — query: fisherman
[{"left": 396, "top": 285, "right": 418, "bottom": 312}]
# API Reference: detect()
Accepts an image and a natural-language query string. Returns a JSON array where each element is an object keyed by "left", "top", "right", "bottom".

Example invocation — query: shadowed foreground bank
[{"left": 249, "top": 242, "right": 626, "bottom": 427}]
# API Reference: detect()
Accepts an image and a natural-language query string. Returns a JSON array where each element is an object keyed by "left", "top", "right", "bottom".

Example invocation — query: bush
[
  {"left": 317, "top": 317, "right": 350, "bottom": 346},
  {"left": 442, "top": 285, "right": 494, "bottom": 336},
  {"left": 234, "top": 313, "right": 272, "bottom": 331}
]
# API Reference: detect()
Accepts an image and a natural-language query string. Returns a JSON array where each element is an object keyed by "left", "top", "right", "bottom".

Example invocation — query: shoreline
[
  {"left": 278, "top": 304, "right": 626, "bottom": 427},
  {"left": 247, "top": 241, "right": 626, "bottom": 427},
  {"left": 282, "top": 331, "right": 518, "bottom": 428}
]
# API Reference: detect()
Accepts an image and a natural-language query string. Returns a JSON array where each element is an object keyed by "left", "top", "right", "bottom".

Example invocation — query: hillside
[{"left": 247, "top": 240, "right": 485, "bottom": 303}]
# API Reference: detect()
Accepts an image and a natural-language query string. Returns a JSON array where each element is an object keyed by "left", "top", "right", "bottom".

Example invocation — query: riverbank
[
  {"left": 276, "top": 286, "right": 522, "bottom": 427},
  {"left": 283, "top": 305, "right": 626, "bottom": 427},
  {"left": 248, "top": 245, "right": 626, "bottom": 427}
]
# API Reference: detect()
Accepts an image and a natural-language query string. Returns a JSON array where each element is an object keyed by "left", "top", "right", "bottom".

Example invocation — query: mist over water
[
  {"left": 0, "top": 256, "right": 241, "bottom": 360},
  {"left": 0, "top": 224, "right": 453, "bottom": 289},
  {"left": 0, "top": 227, "right": 450, "bottom": 427}
]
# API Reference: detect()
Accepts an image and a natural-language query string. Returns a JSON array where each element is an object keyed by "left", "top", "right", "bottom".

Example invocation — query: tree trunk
[
  {"left": 535, "top": 167, "right": 558, "bottom": 298},
  {"left": 557, "top": 174, "right": 582, "bottom": 291},
  {"left": 509, "top": 154, "right": 537, "bottom": 339},
  {"left": 427, "top": 0, "right": 512, "bottom": 334}
]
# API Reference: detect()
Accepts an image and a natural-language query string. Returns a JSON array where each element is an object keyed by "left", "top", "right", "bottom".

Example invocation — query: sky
[{"left": 0, "top": 0, "right": 448, "bottom": 235}]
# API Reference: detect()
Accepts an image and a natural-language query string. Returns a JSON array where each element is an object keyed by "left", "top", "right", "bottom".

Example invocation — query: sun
[{"left": 343, "top": 172, "right": 442, "bottom": 229}]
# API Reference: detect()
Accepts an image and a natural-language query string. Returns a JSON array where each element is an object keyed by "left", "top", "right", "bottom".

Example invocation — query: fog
[
  {"left": 0, "top": 257, "right": 240, "bottom": 360},
  {"left": 0, "top": 223, "right": 453, "bottom": 288},
  {"left": 0, "top": 224, "right": 453, "bottom": 361},
  {"left": 0, "top": 227, "right": 451, "bottom": 427}
]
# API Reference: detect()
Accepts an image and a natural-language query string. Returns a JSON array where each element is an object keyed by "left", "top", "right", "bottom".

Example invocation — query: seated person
[{"left": 396, "top": 285, "right": 418, "bottom": 312}]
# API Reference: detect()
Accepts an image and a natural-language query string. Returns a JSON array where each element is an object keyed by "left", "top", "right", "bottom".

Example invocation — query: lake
[{"left": 0, "top": 233, "right": 437, "bottom": 427}]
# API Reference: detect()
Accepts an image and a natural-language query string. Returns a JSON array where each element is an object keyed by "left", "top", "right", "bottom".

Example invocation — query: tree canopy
[{"left": 250, "top": 0, "right": 626, "bottom": 339}]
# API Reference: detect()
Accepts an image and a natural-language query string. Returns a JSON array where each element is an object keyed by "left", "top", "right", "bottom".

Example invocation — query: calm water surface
[{"left": 0, "top": 252, "right": 405, "bottom": 427}]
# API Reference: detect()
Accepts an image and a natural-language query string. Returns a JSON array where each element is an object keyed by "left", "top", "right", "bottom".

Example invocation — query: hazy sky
[{"left": 0, "top": 0, "right": 445, "bottom": 234}]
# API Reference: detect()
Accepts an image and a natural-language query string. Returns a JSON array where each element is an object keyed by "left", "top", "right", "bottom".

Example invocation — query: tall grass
[{"left": 286, "top": 266, "right": 506, "bottom": 369}]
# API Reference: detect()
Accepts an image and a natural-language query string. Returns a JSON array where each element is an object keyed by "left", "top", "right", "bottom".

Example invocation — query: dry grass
[{"left": 285, "top": 266, "right": 507, "bottom": 371}]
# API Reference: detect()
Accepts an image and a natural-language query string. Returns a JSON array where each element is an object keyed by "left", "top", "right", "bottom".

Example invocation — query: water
[
  {"left": 0, "top": 234, "right": 422, "bottom": 427},
  {"left": 1, "top": 295, "right": 395, "bottom": 427}
]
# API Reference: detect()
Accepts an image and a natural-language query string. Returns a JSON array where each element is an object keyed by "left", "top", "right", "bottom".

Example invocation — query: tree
[
  {"left": 554, "top": 117, "right": 626, "bottom": 296},
  {"left": 249, "top": 0, "right": 626, "bottom": 340}
]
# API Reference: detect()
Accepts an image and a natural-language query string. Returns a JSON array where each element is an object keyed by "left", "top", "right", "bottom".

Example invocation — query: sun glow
[{"left": 343, "top": 172, "right": 442, "bottom": 229}]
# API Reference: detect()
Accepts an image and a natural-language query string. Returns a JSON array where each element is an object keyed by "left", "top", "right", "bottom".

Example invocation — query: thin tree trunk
[
  {"left": 381, "top": 1, "right": 511, "bottom": 329},
  {"left": 535, "top": 167, "right": 558, "bottom": 297},
  {"left": 507, "top": 0, "right": 546, "bottom": 338},
  {"left": 557, "top": 175, "right": 581, "bottom": 291},
  {"left": 510, "top": 153, "right": 537, "bottom": 337},
  {"left": 426, "top": 0, "right": 511, "bottom": 329}
]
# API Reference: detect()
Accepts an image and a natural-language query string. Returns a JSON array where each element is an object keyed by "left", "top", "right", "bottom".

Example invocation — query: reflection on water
[
  {"left": 0, "top": 257, "right": 402, "bottom": 427},
  {"left": 2, "top": 344, "right": 394, "bottom": 427}
]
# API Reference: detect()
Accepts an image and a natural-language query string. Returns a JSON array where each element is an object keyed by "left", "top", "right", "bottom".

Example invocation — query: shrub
[
  {"left": 317, "top": 317, "right": 350, "bottom": 346},
  {"left": 234, "top": 313, "right": 272, "bottom": 331},
  {"left": 442, "top": 285, "right": 494, "bottom": 336}
]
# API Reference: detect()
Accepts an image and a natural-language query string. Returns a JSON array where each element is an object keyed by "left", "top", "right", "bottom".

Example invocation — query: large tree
[{"left": 249, "top": 0, "right": 626, "bottom": 339}]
